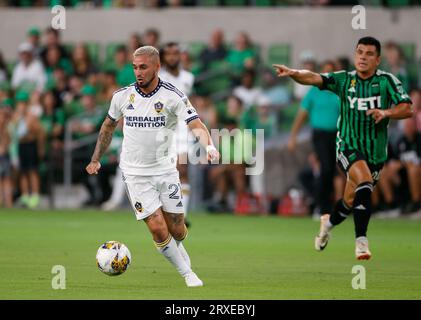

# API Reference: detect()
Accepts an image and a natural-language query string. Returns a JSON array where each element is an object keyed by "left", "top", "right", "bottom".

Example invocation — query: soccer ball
[{"left": 96, "top": 241, "right": 131, "bottom": 276}]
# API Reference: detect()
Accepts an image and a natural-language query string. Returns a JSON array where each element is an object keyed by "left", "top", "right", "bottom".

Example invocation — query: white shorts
[{"left": 122, "top": 171, "right": 185, "bottom": 220}]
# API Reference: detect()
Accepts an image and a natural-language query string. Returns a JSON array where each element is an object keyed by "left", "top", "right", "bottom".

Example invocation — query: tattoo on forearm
[{"left": 91, "top": 120, "right": 117, "bottom": 161}]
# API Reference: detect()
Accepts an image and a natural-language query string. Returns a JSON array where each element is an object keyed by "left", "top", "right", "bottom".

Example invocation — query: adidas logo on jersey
[
  {"left": 176, "top": 201, "right": 183, "bottom": 208},
  {"left": 127, "top": 104, "right": 134, "bottom": 110},
  {"left": 355, "top": 204, "right": 366, "bottom": 210},
  {"left": 348, "top": 87, "right": 356, "bottom": 93}
]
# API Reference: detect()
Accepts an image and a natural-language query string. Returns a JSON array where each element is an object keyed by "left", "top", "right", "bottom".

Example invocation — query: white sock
[
  {"left": 155, "top": 236, "right": 191, "bottom": 277},
  {"left": 176, "top": 241, "right": 191, "bottom": 268},
  {"left": 325, "top": 219, "right": 333, "bottom": 231},
  {"left": 181, "top": 183, "right": 190, "bottom": 217}
]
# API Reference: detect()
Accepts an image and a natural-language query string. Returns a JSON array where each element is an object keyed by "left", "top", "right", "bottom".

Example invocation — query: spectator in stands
[
  {"left": 11, "top": 42, "right": 47, "bottom": 92},
  {"left": 233, "top": 69, "right": 264, "bottom": 110},
  {"left": 208, "top": 118, "right": 247, "bottom": 213},
  {"left": 44, "top": 45, "right": 74, "bottom": 78},
  {"left": 98, "top": 71, "right": 119, "bottom": 105},
  {"left": 261, "top": 68, "right": 291, "bottom": 107},
  {"left": 287, "top": 60, "right": 340, "bottom": 217},
  {"left": 69, "top": 85, "right": 105, "bottom": 206},
  {"left": 142, "top": 28, "right": 161, "bottom": 48},
  {"left": 11, "top": 91, "right": 45, "bottom": 209},
  {"left": 335, "top": 56, "right": 352, "bottom": 72},
  {"left": 63, "top": 75, "right": 85, "bottom": 117},
  {"left": 0, "top": 103, "right": 13, "bottom": 208},
  {"left": 225, "top": 94, "right": 244, "bottom": 124},
  {"left": 409, "top": 88, "right": 421, "bottom": 132},
  {"left": 40, "top": 91, "right": 65, "bottom": 154},
  {"left": 127, "top": 32, "right": 143, "bottom": 57},
  {"left": 71, "top": 43, "right": 97, "bottom": 79},
  {"left": 396, "top": 118, "right": 421, "bottom": 213},
  {"left": 199, "top": 29, "right": 227, "bottom": 72},
  {"left": 26, "top": 27, "right": 42, "bottom": 58},
  {"left": 226, "top": 31, "right": 257, "bottom": 82},
  {"left": 377, "top": 118, "right": 421, "bottom": 216},
  {"left": 383, "top": 41, "right": 410, "bottom": 92},
  {"left": 0, "top": 51, "right": 10, "bottom": 84},
  {"left": 40, "top": 27, "right": 68, "bottom": 66},
  {"left": 191, "top": 95, "right": 218, "bottom": 129},
  {"left": 113, "top": 45, "right": 136, "bottom": 87},
  {"left": 373, "top": 144, "right": 401, "bottom": 217},
  {"left": 182, "top": 45, "right": 197, "bottom": 72},
  {"left": 51, "top": 67, "right": 68, "bottom": 109}
]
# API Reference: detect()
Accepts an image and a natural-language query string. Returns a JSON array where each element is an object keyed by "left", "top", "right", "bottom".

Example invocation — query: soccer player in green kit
[{"left": 273, "top": 37, "right": 413, "bottom": 260}]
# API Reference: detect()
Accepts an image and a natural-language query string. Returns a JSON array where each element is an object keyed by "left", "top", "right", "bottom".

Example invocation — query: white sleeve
[
  {"left": 173, "top": 96, "right": 199, "bottom": 124},
  {"left": 107, "top": 93, "right": 123, "bottom": 121}
]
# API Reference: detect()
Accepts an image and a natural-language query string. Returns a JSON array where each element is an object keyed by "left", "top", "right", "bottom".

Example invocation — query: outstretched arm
[
  {"left": 366, "top": 103, "right": 413, "bottom": 124},
  {"left": 187, "top": 118, "right": 220, "bottom": 162},
  {"left": 273, "top": 64, "right": 323, "bottom": 87},
  {"left": 86, "top": 117, "right": 118, "bottom": 175}
]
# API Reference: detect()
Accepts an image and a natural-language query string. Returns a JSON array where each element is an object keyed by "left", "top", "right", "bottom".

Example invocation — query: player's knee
[
  {"left": 148, "top": 221, "right": 169, "bottom": 243},
  {"left": 354, "top": 181, "right": 374, "bottom": 208},
  {"left": 171, "top": 224, "right": 188, "bottom": 242}
]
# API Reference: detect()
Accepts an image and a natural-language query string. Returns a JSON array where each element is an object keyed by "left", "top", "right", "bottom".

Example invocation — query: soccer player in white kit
[
  {"left": 86, "top": 46, "right": 220, "bottom": 287},
  {"left": 159, "top": 42, "right": 195, "bottom": 226}
]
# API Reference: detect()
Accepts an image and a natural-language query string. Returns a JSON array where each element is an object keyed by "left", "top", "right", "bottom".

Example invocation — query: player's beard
[{"left": 137, "top": 74, "right": 156, "bottom": 89}]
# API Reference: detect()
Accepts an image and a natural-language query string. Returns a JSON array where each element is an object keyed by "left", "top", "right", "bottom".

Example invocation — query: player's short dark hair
[{"left": 357, "top": 37, "right": 381, "bottom": 56}]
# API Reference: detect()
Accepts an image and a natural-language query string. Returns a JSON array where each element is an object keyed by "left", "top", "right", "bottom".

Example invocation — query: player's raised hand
[
  {"left": 86, "top": 160, "right": 101, "bottom": 175},
  {"left": 272, "top": 64, "right": 295, "bottom": 77},
  {"left": 367, "top": 109, "right": 387, "bottom": 124}
]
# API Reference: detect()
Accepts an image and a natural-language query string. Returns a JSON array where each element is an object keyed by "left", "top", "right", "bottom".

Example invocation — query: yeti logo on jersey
[
  {"left": 154, "top": 102, "right": 163, "bottom": 114},
  {"left": 134, "top": 202, "right": 143, "bottom": 213},
  {"left": 348, "top": 96, "right": 381, "bottom": 111}
]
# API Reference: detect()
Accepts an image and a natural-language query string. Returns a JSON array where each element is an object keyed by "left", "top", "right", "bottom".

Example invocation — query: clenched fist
[{"left": 86, "top": 160, "right": 101, "bottom": 175}]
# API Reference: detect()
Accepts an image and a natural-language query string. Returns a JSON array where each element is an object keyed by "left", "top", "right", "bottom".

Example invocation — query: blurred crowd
[
  {"left": 0, "top": 25, "right": 420, "bottom": 219},
  {"left": 2, "top": 0, "right": 421, "bottom": 8}
]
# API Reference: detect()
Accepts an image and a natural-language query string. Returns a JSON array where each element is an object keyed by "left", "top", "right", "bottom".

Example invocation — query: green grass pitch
[{"left": 1, "top": 209, "right": 420, "bottom": 300}]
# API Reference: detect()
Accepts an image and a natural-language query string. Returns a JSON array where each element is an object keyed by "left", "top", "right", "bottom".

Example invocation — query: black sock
[
  {"left": 353, "top": 182, "right": 373, "bottom": 238},
  {"left": 329, "top": 199, "right": 352, "bottom": 226}
]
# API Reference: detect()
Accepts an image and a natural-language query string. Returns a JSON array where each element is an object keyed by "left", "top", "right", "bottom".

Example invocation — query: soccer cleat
[
  {"left": 315, "top": 214, "right": 331, "bottom": 251},
  {"left": 355, "top": 236, "right": 372, "bottom": 260},
  {"left": 184, "top": 272, "right": 203, "bottom": 287}
]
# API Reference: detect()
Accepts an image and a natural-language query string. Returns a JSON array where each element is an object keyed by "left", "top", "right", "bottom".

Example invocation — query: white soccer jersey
[{"left": 107, "top": 79, "right": 199, "bottom": 176}]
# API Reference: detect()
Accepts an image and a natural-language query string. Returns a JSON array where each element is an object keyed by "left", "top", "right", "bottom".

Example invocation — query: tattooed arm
[{"left": 86, "top": 117, "right": 118, "bottom": 175}]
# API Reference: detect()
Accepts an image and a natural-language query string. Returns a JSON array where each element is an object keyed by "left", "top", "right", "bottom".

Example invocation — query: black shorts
[
  {"left": 337, "top": 147, "right": 384, "bottom": 185},
  {"left": 18, "top": 142, "right": 39, "bottom": 172},
  {"left": 0, "top": 154, "right": 11, "bottom": 178}
]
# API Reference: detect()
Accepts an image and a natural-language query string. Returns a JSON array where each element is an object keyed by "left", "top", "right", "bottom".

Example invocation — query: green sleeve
[
  {"left": 319, "top": 71, "right": 347, "bottom": 96},
  {"left": 385, "top": 74, "right": 412, "bottom": 106}
]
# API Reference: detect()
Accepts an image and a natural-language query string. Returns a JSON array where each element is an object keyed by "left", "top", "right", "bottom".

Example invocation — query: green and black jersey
[{"left": 320, "top": 69, "right": 412, "bottom": 165}]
